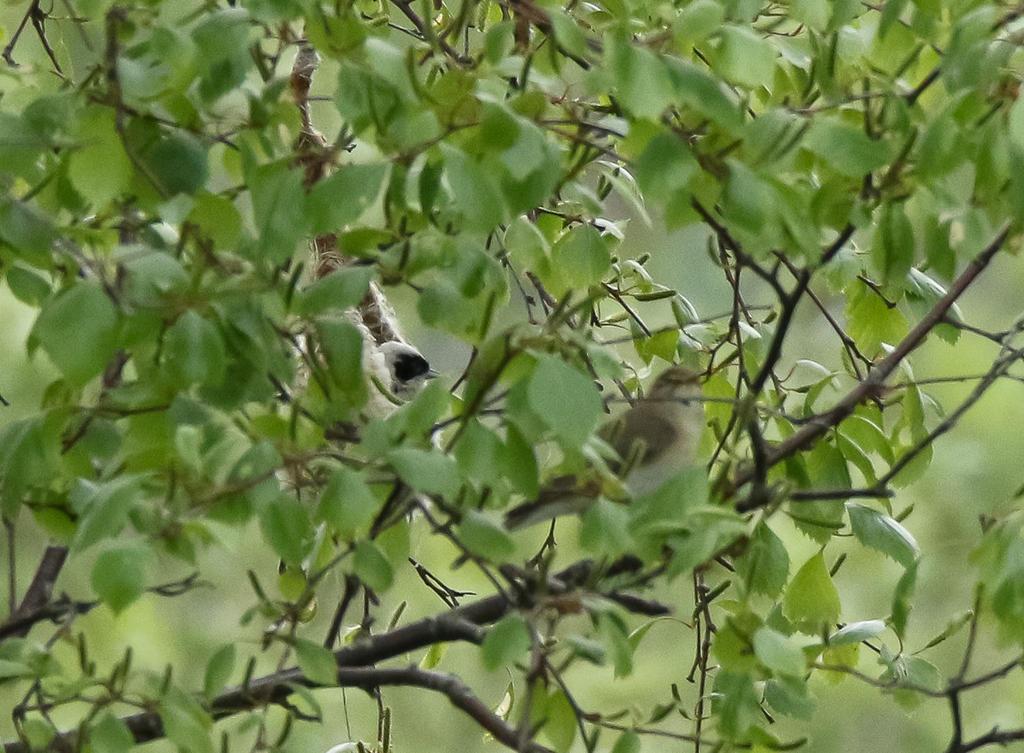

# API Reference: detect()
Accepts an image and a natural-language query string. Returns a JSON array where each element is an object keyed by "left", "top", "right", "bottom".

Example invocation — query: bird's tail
[{"left": 503, "top": 495, "right": 595, "bottom": 530}]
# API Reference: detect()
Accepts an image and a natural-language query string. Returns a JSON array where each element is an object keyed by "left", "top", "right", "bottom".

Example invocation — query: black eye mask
[{"left": 392, "top": 353, "right": 430, "bottom": 382}]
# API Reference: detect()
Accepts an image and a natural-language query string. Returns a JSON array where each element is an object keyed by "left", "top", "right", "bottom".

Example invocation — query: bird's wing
[{"left": 605, "top": 402, "right": 681, "bottom": 469}]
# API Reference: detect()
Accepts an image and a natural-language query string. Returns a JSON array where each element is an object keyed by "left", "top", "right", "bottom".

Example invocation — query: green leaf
[
  {"left": 551, "top": 225, "right": 611, "bottom": 290},
  {"left": 1010, "top": 96, "right": 1024, "bottom": 155},
  {"left": 502, "top": 425, "right": 540, "bottom": 498},
  {"left": 89, "top": 714, "right": 134, "bottom": 753},
  {"left": 676, "top": 0, "right": 724, "bottom": 42},
  {"left": 828, "top": 620, "right": 886, "bottom": 646},
  {"left": 632, "top": 131, "right": 697, "bottom": 198},
  {"left": 580, "top": 497, "right": 633, "bottom": 556},
  {"left": 353, "top": 540, "right": 394, "bottom": 592},
  {"left": 716, "top": 26, "right": 776, "bottom": 89},
  {"left": 203, "top": 644, "right": 236, "bottom": 699},
  {"left": 600, "top": 611, "right": 635, "bottom": 677},
  {"left": 317, "top": 467, "right": 382, "bottom": 540},
  {"left": 872, "top": 204, "right": 914, "bottom": 286},
  {"left": 714, "top": 671, "right": 759, "bottom": 738},
  {"left": 34, "top": 283, "right": 119, "bottom": 385},
  {"left": 297, "top": 266, "right": 374, "bottom": 316},
  {"left": 455, "top": 421, "right": 504, "bottom": 485},
  {"left": 920, "top": 609, "right": 973, "bottom": 651},
  {"left": 737, "top": 523, "right": 789, "bottom": 598},
  {"left": 163, "top": 310, "right": 227, "bottom": 387},
  {"left": 458, "top": 510, "right": 516, "bottom": 561},
  {"left": 0, "top": 418, "right": 54, "bottom": 517},
  {"left": 4, "top": 265, "right": 51, "bottom": 305},
  {"left": 0, "top": 660, "right": 33, "bottom": 680},
  {"left": 527, "top": 356, "right": 603, "bottom": 446},
  {"left": 160, "top": 688, "right": 213, "bottom": 753},
  {"left": 0, "top": 200, "right": 55, "bottom": 263},
  {"left": 441, "top": 144, "right": 506, "bottom": 231},
  {"left": 610, "top": 730, "right": 641, "bottom": 753},
  {"left": 542, "top": 689, "right": 577, "bottom": 753},
  {"left": 783, "top": 552, "right": 841, "bottom": 633},
  {"left": 804, "top": 119, "right": 891, "bottom": 178},
  {"left": 847, "top": 503, "right": 920, "bottom": 567},
  {"left": 482, "top": 614, "right": 531, "bottom": 670},
  {"left": 295, "top": 638, "right": 338, "bottom": 686},
  {"left": 144, "top": 132, "right": 209, "bottom": 195},
  {"left": 248, "top": 162, "right": 308, "bottom": 262},
  {"left": 260, "top": 495, "right": 313, "bottom": 567},
  {"left": 607, "top": 32, "right": 675, "bottom": 119},
  {"left": 791, "top": 0, "right": 829, "bottom": 29},
  {"left": 665, "top": 59, "right": 742, "bottom": 132},
  {"left": 68, "top": 107, "right": 132, "bottom": 208},
  {"left": 549, "top": 10, "right": 589, "bottom": 56},
  {"left": 753, "top": 626, "right": 806, "bottom": 677},
  {"left": 317, "top": 318, "right": 367, "bottom": 398},
  {"left": 891, "top": 560, "right": 917, "bottom": 639},
  {"left": 388, "top": 448, "right": 461, "bottom": 497},
  {"left": 189, "top": 193, "right": 243, "bottom": 250},
  {"left": 763, "top": 675, "right": 816, "bottom": 720},
  {"left": 91, "top": 546, "right": 150, "bottom": 614},
  {"left": 845, "top": 281, "right": 909, "bottom": 356},
  {"left": 192, "top": 9, "right": 250, "bottom": 101},
  {"left": 878, "top": 0, "right": 909, "bottom": 37},
  {"left": 420, "top": 641, "right": 447, "bottom": 669},
  {"left": 72, "top": 476, "right": 144, "bottom": 552},
  {"left": 308, "top": 163, "right": 389, "bottom": 233}
]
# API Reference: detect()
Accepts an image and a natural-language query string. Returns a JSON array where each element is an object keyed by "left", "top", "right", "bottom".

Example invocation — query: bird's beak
[{"left": 426, "top": 368, "right": 440, "bottom": 379}]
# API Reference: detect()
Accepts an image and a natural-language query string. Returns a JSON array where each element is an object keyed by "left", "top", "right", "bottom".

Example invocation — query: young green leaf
[
  {"left": 737, "top": 523, "right": 790, "bottom": 598},
  {"left": 847, "top": 503, "right": 920, "bottom": 567},
  {"left": 89, "top": 714, "right": 134, "bottom": 753},
  {"left": 527, "top": 356, "right": 603, "bottom": 446},
  {"left": 783, "top": 552, "right": 841, "bottom": 633},
  {"left": 753, "top": 626, "right": 807, "bottom": 677},
  {"left": 317, "top": 467, "right": 382, "bottom": 540},
  {"left": 354, "top": 540, "right": 394, "bottom": 592},
  {"left": 481, "top": 614, "right": 532, "bottom": 670},
  {"left": 203, "top": 644, "right": 236, "bottom": 699},
  {"left": 458, "top": 510, "right": 516, "bottom": 561},
  {"left": 387, "top": 448, "right": 461, "bottom": 497},
  {"left": 91, "top": 546, "right": 150, "bottom": 614},
  {"left": 34, "top": 283, "right": 119, "bottom": 385},
  {"left": 259, "top": 495, "right": 313, "bottom": 567},
  {"left": 295, "top": 638, "right": 338, "bottom": 686}
]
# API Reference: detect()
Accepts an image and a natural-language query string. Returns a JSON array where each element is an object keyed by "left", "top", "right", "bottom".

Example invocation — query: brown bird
[{"left": 504, "top": 365, "right": 705, "bottom": 530}]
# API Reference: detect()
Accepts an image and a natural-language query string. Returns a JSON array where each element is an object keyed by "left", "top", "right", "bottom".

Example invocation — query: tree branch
[
  {"left": 1, "top": 546, "right": 68, "bottom": 639},
  {"left": 734, "top": 221, "right": 1012, "bottom": 510},
  {"left": 1, "top": 559, "right": 627, "bottom": 753}
]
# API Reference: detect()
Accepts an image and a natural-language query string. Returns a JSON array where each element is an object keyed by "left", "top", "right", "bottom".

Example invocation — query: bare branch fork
[{"left": 733, "top": 221, "right": 1013, "bottom": 511}]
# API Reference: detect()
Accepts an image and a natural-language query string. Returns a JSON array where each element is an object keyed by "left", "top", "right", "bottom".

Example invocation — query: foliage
[{"left": 2, "top": 1, "right": 1024, "bottom": 753}]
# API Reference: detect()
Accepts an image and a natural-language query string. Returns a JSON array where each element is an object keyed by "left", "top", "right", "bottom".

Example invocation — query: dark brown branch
[
  {"left": 324, "top": 574, "right": 361, "bottom": 649},
  {"left": 787, "top": 487, "right": 894, "bottom": 502},
  {"left": 2, "top": 560, "right": 621, "bottom": 753},
  {"left": 747, "top": 224, "right": 855, "bottom": 396},
  {"left": 0, "top": 571, "right": 204, "bottom": 641},
  {"left": 5, "top": 664, "right": 553, "bottom": 753},
  {"left": 952, "top": 727, "right": 1024, "bottom": 753},
  {"left": 1, "top": 546, "right": 68, "bottom": 639}
]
